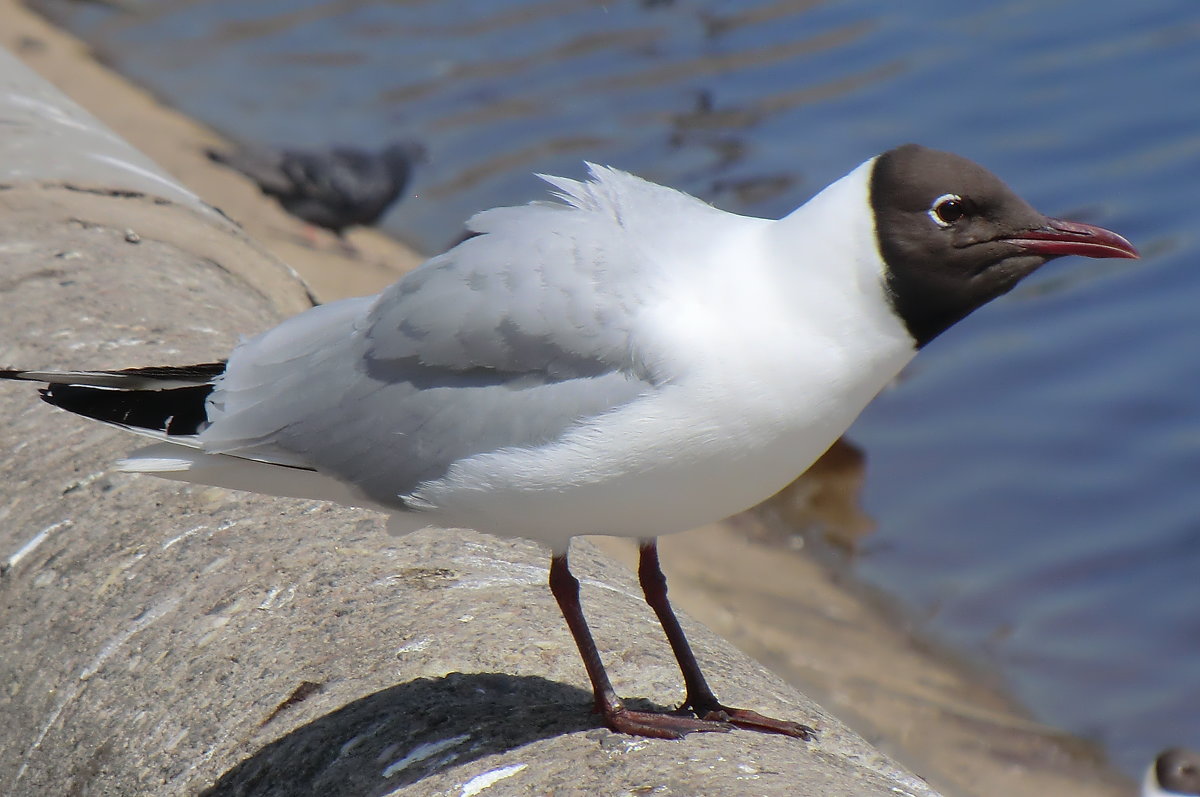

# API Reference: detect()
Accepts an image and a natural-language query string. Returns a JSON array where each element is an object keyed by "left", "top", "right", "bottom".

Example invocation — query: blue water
[{"left": 34, "top": 0, "right": 1200, "bottom": 776}]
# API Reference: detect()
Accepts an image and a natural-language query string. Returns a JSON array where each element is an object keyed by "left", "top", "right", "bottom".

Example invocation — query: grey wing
[
  {"left": 365, "top": 163, "right": 717, "bottom": 380},
  {"left": 256, "top": 360, "right": 648, "bottom": 509},
  {"left": 200, "top": 167, "right": 688, "bottom": 508}
]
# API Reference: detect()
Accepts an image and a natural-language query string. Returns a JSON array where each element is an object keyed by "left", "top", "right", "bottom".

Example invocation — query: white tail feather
[{"left": 119, "top": 443, "right": 387, "bottom": 510}]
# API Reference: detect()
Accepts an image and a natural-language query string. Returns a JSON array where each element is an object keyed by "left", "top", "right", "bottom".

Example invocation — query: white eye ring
[{"left": 929, "top": 193, "right": 964, "bottom": 228}]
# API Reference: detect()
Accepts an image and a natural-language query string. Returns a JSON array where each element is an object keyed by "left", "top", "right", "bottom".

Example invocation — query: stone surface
[{"left": 0, "top": 46, "right": 208, "bottom": 213}]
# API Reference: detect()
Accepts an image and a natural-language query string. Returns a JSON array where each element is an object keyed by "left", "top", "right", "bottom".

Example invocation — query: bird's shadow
[{"left": 201, "top": 673, "right": 600, "bottom": 797}]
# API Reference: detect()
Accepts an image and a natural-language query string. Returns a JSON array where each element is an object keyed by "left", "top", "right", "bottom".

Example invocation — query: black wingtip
[
  {"left": 43, "top": 383, "right": 214, "bottom": 436},
  {"left": 17, "top": 362, "right": 227, "bottom": 436}
]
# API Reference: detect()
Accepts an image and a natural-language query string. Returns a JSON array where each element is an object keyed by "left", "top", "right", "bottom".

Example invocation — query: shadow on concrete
[{"left": 202, "top": 672, "right": 599, "bottom": 797}]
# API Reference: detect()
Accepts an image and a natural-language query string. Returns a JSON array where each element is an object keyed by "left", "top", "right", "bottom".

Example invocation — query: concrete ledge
[
  {"left": 0, "top": 46, "right": 209, "bottom": 212},
  {"left": 0, "top": 43, "right": 936, "bottom": 797},
  {"left": 0, "top": 41, "right": 316, "bottom": 316}
]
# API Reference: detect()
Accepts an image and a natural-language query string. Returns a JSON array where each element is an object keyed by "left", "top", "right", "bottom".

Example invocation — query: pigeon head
[{"left": 871, "top": 144, "right": 1138, "bottom": 347}]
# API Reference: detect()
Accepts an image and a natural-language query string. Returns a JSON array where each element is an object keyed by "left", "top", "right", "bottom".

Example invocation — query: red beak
[{"left": 1004, "top": 218, "right": 1139, "bottom": 259}]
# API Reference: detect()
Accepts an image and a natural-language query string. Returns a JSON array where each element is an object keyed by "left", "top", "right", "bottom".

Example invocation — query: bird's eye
[{"left": 929, "top": 194, "right": 965, "bottom": 227}]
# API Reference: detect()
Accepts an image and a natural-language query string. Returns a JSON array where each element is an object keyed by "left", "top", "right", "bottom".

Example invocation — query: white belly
[{"left": 402, "top": 339, "right": 912, "bottom": 549}]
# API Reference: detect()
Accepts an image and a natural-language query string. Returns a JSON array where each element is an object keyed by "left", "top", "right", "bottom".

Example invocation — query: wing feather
[{"left": 198, "top": 166, "right": 711, "bottom": 508}]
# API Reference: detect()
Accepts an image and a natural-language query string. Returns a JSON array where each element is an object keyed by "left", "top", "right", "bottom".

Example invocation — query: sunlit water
[{"left": 33, "top": 0, "right": 1200, "bottom": 775}]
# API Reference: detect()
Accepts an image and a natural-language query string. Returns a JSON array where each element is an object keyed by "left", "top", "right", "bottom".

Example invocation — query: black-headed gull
[{"left": 1, "top": 145, "right": 1137, "bottom": 739}]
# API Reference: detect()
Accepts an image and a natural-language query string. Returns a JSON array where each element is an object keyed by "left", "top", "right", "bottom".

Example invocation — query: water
[{"left": 32, "top": 0, "right": 1200, "bottom": 775}]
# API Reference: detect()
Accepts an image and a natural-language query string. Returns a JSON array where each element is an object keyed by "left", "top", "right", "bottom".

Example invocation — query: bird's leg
[
  {"left": 548, "top": 552, "right": 730, "bottom": 739},
  {"left": 636, "top": 540, "right": 816, "bottom": 740},
  {"left": 334, "top": 231, "right": 362, "bottom": 258}
]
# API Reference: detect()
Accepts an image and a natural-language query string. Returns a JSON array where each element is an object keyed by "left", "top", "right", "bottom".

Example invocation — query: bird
[
  {"left": 205, "top": 140, "right": 424, "bottom": 239},
  {"left": 1145, "top": 749, "right": 1200, "bottom": 797},
  {"left": 0, "top": 145, "right": 1138, "bottom": 740}
]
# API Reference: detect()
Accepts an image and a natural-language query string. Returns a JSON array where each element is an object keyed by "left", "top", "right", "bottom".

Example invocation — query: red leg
[
  {"left": 637, "top": 540, "right": 816, "bottom": 740},
  {"left": 548, "top": 553, "right": 730, "bottom": 739}
]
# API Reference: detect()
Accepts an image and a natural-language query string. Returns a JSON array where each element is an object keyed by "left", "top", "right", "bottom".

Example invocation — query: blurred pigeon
[{"left": 206, "top": 141, "right": 424, "bottom": 240}]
